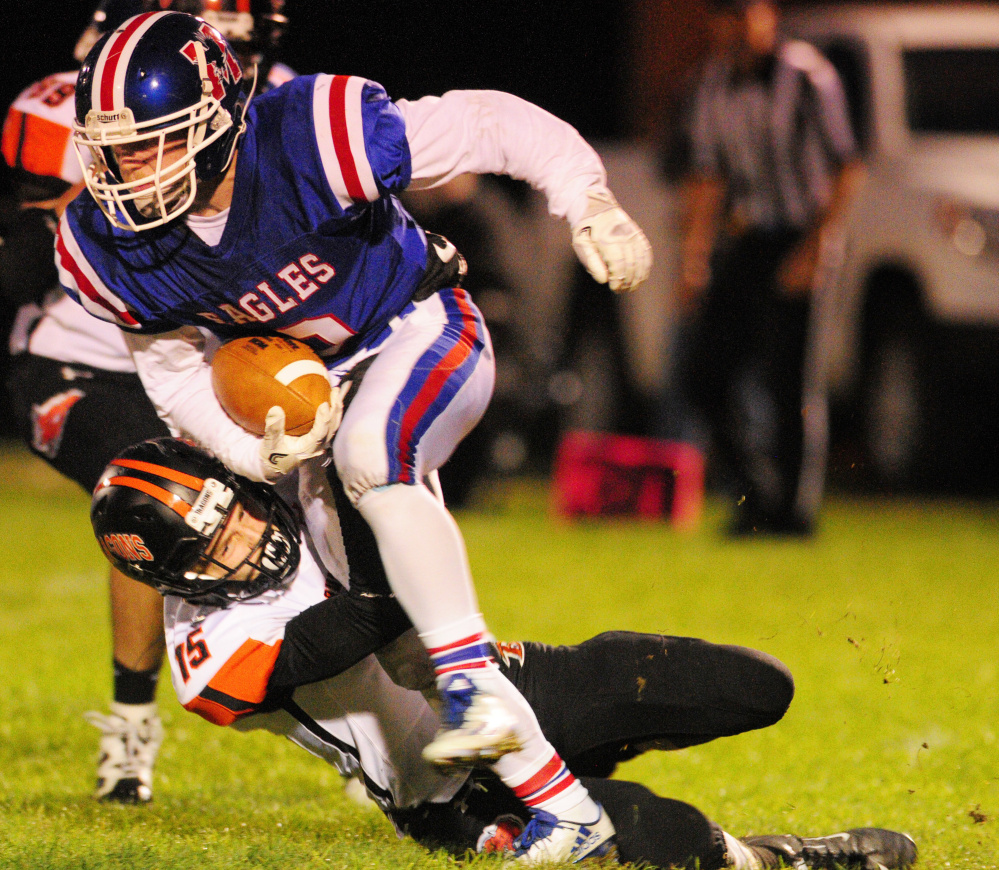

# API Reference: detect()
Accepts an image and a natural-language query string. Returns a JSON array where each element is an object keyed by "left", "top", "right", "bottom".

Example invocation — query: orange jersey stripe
[
  {"left": 15, "top": 113, "right": 73, "bottom": 179},
  {"left": 185, "top": 638, "right": 283, "bottom": 726},
  {"left": 1, "top": 109, "right": 25, "bottom": 169},
  {"left": 184, "top": 694, "right": 242, "bottom": 727}
]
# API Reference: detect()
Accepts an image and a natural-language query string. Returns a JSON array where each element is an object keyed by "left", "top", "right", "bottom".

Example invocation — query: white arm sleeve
[
  {"left": 124, "top": 327, "right": 269, "bottom": 482},
  {"left": 396, "top": 89, "right": 607, "bottom": 226}
]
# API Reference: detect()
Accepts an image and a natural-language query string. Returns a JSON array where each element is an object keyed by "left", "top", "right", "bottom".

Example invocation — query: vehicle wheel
[{"left": 860, "top": 311, "right": 927, "bottom": 489}]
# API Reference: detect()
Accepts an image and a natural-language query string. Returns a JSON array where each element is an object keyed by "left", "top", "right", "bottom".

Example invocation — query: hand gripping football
[{"left": 211, "top": 335, "right": 332, "bottom": 436}]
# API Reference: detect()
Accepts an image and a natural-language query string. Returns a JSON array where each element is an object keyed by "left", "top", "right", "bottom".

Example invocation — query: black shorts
[
  {"left": 498, "top": 630, "right": 795, "bottom": 776},
  {"left": 5, "top": 352, "right": 170, "bottom": 493}
]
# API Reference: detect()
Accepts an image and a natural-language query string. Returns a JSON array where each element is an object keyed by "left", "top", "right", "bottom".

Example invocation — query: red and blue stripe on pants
[{"left": 385, "top": 287, "right": 486, "bottom": 485}]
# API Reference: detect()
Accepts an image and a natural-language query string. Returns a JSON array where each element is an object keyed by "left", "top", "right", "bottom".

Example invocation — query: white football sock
[
  {"left": 498, "top": 745, "right": 598, "bottom": 819},
  {"left": 359, "top": 483, "right": 598, "bottom": 822},
  {"left": 357, "top": 482, "right": 479, "bottom": 631}
]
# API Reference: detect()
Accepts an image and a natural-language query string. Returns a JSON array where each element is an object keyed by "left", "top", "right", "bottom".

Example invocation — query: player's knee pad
[{"left": 333, "top": 423, "right": 391, "bottom": 505}]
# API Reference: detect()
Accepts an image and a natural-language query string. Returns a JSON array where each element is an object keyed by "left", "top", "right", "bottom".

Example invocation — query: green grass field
[{"left": 0, "top": 440, "right": 995, "bottom": 869}]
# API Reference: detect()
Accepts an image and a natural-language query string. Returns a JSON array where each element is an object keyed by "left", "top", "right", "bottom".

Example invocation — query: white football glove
[
  {"left": 571, "top": 188, "right": 653, "bottom": 293},
  {"left": 259, "top": 384, "right": 346, "bottom": 482}
]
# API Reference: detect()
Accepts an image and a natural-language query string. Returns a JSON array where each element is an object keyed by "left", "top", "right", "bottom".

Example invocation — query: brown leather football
[{"left": 210, "top": 336, "right": 332, "bottom": 436}]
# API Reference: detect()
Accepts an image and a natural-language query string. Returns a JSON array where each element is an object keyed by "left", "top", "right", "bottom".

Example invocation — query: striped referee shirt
[{"left": 689, "top": 40, "right": 858, "bottom": 233}]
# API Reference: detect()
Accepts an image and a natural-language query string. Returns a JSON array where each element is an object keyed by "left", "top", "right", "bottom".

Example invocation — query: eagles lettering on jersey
[{"left": 57, "top": 74, "right": 428, "bottom": 357}]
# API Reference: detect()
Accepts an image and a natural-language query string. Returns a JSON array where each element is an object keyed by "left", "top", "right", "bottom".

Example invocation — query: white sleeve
[
  {"left": 123, "top": 327, "right": 268, "bottom": 482},
  {"left": 396, "top": 89, "right": 607, "bottom": 226}
]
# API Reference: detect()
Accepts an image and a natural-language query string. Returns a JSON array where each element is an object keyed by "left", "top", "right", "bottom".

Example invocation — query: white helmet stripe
[{"left": 92, "top": 12, "right": 171, "bottom": 113}]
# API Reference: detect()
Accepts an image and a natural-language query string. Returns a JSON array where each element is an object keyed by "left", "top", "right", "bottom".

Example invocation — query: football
[{"left": 210, "top": 335, "right": 332, "bottom": 436}]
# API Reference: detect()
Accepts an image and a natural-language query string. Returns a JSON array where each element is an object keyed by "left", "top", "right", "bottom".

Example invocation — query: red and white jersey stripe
[
  {"left": 313, "top": 74, "right": 379, "bottom": 210},
  {"left": 55, "top": 215, "right": 140, "bottom": 328}
]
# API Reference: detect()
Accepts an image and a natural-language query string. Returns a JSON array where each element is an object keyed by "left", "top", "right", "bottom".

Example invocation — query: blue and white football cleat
[
  {"left": 421, "top": 674, "right": 522, "bottom": 769},
  {"left": 509, "top": 803, "right": 618, "bottom": 865}
]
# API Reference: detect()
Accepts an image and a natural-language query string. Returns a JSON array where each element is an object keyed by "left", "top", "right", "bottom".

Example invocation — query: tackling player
[
  {"left": 88, "top": 437, "right": 918, "bottom": 870},
  {"left": 57, "top": 9, "right": 653, "bottom": 861},
  {"left": 1, "top": 0, "right": 293, "bottom": 804}
]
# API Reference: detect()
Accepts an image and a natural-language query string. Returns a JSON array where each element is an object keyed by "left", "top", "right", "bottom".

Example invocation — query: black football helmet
[
  {"left": 91, "top": 438, "right": 300, "bottom": 607},
  {"left": 74, "top": 0, "right": 207, "bottom": 64},
  {"left": 75, "top": 0, "right": 288, "bottom": 72}
]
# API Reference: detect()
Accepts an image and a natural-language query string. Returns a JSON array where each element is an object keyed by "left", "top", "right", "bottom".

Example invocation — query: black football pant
[
  {"left": 393, "top": 772, "right": 730, "bottom": 870},
  {"left": 680, "top": 229, "right": 813, "bottom": 529},
  {"left": 391, "top": 630, "right": 794, "bottom": 869},
  {"left": 6, "top": 352, "right": 169, "bottom": 492},
  {"left": 504, "top": 630, "right": 795, "bottom": 777}
]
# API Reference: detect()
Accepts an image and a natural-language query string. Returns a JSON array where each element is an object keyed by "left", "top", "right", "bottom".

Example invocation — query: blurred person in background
[
  {"left": 0, "top": 0, "right": 293, "bottom": 803},
  {"left": 675, "top": 0, "right": 864, "bottom": 537}
]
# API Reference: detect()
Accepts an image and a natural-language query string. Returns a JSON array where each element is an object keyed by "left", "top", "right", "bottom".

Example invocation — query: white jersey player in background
[{"left": 0, "top": 0, "right": 294, "bottom": 804}]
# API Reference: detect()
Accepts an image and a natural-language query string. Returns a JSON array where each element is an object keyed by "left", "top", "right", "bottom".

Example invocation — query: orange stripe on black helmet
[
  {"left": 97, "top": 475, "right": 192, "bottom": 519},
  {"left": 111, "top": 458, "right": 205, "bottom": 492}
]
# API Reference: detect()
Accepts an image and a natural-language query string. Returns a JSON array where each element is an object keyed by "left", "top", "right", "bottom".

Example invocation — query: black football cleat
[{"left": 743, "top": 827, "right": 917, "bottom": 869}]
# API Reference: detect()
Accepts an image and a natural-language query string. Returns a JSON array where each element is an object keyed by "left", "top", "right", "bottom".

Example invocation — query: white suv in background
[{"left": 784, "top": 3, "right": 999, "bottom": 490}]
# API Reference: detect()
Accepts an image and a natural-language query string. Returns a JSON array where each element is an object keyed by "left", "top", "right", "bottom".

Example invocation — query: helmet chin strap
[
  {"left": 226, "top": 59, "right": 257, "bottom": 163},
  {"left": 190, "top": 42, "right": 214, "bottom": 151}
]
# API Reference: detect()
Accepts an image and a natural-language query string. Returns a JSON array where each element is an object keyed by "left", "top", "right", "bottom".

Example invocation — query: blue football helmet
[
  {"left": 73, "top": 10, "right": 253, "bottom": 231},
  {"left": 91, "top": 438, "right": 301, "bottom": 608}
]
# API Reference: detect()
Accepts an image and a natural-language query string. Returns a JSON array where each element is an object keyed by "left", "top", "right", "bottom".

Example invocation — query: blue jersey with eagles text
[{"left": 58, "top": 74, "right": 429, "bottom": 358}]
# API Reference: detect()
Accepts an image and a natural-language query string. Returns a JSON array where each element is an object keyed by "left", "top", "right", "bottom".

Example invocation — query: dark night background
[
  {"left": 0, "top": 1, "right": 634, "bottom": 142},
  {"left": 0, "top": 0, "right": 649, "bottom": 441},
  {"left": 3, "top": 1, "right": 866, "bottom": 182}
]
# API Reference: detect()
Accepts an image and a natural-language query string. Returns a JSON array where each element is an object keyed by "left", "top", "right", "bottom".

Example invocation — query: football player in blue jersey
[
  {"left": 59, "top": 11, "right": 653, "bottom": 861},
  {"left": 2, "top": 0, "right": 293, "bottom": 805}
]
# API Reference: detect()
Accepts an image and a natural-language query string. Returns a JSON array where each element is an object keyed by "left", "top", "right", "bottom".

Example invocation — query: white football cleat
[
  {"left": 509, "top": 803, "right": 618, "bottom": 865},
  {"left": 84, "top": 701, "right": 163, "bottom": 803},
  {"left": 421, "top": 674, "right": 522, "bottom": 769}
]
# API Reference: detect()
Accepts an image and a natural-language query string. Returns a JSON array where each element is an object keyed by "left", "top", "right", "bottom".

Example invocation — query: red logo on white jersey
[{"left": 31, "top": 389, "right": 84, "bottom": 459}]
